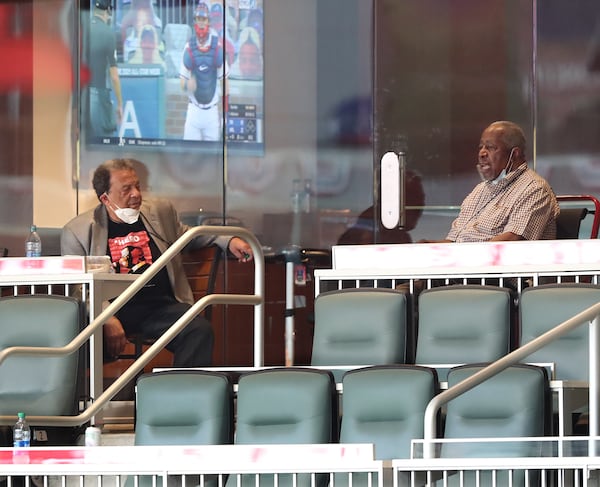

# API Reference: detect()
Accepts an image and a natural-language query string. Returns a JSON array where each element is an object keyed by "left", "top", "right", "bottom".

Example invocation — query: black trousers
[{"left": 117, "top": 298, "right": 214, "bottom": 367}]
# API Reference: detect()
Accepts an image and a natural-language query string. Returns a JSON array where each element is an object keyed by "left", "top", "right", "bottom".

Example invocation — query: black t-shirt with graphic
[{"left": 107, "top": 219, "right": 176, "bottom": 328}]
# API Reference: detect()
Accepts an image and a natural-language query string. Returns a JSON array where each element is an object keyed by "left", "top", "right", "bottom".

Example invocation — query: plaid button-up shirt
[{"left": 446, "top": 164, "right": 560, "bottom": 242}]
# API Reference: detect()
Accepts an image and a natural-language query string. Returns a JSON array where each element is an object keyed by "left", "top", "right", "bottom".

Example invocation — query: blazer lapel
[
  {"left": 141, "top": 201, "right": 170, "bottom": 254},
  {"left": 91, "top": 205, "right": 109, "bottom": 256}
]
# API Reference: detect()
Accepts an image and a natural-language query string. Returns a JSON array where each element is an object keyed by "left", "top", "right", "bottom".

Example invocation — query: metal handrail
[
  {"left": 0, "top": 225, "right": 264, "bottom": 426},
  {"left": 423, "top": 301, "right": 600, "bottom": 458}
]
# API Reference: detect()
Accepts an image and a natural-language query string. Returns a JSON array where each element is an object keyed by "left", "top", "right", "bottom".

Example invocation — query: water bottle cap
[
  {"left": 30, "top": 225, "right": 36, "bottom": 232},
  {"left": 17, "top": 412, "right": 25, "bottom": 419}
]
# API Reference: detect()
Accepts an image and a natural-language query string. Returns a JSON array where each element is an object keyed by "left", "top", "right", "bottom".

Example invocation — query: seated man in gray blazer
[{"left": 61, "top": 157, "right": 253, "bottom": 366}]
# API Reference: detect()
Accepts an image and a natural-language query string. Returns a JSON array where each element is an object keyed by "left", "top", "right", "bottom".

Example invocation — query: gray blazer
[{"left": 61, "top": 198, "right": 230, "bottom": 305}]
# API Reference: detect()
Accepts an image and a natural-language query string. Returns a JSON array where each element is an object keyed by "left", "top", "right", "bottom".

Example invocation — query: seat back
[
  {"left": 340, "top": 365, "right": 438, "bottom": 460},
  {"left": 520, "top": 283, "right": 600, "bottom": 381},
  {"left": 231, "top": 368, "right": 335, "bottom": 487},
  {"left": 36, "top": 227, "right": 62, "bottom": 256},
  {"left": 443, "top": 364, "right": 549, "bottom": 457},
  {"left": 235, "top": 367, "right": 335, "bottom": 445},
  {"left": 311, "top": 288, "right": 408, "bottom": 369},
  {"left": 556, "top": 194, "right": 600, "bottom": 238},
  {"left": 415, "top": 285, "right": 513, "bottom": 377},
  {"left": 0, "top": 295, "right": 81, "bottom": 416},
  {"left": 556, "top": 207, "right": 588, "bottom": 239},
  {"left": 436, "top": 364, "right": 549, "bottom": 487},
  {"left": 135, "top": 370, "right": 233, "bottom": 446},
  {"left": 133, "top": 371, "right": 232, "bottom": 487}
]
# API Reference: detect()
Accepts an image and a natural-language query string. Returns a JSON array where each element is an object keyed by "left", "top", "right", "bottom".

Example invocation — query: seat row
[
  {"left": 134, "top": 364, "right": 550, "bottom": 486},
  {"left": 311, "top": 283, "right": 600, "bottom": 382}
]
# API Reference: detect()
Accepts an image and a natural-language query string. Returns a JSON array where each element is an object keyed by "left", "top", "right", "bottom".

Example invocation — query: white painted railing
[
  {"left": 0, "top": 226, "right": 265, "bottom": 427},
  {"left": 2, "top": 441, "right": 600, "bottom": 487}
]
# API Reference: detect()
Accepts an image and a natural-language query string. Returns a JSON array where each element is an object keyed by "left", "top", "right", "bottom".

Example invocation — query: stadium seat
[
  {"left": 229, "top": 367, "right": 336, "bottom": 487},
  {"left": 519, "top": 283, "right": 600, "bottom": 381},
  {"left": 415, "top": 285, "right": 513, "bottom": 380},
  {"left": 311, "top": 288, "right": 409, "bottom": 381},
  {"left": 440, "top": 364, "right": 550, "bottom": 486},
  {"left": 519, "top": 283, "right": 600, "bottom": 436},
  {"left": 0, "top": 295, "right": 82, "bottom": 417},
  {"left": 134, "top": 370, "right": 233, "bottom": 446},
  {"left": 339, "top": 365, "right": 439, "bottom": 486},
  {"left": 556, "top": 194, "right": 600, "bottom": 239},
  {"left": 556, "top": 207, "right": 589, "bottom": 239},
  {"left": 131, "top": 370, "right": 233, "bottom": 487}
]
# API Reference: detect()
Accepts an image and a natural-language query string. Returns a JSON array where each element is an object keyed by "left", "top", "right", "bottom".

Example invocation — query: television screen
[{"left": 82, "top": 0, "right": 264, "bottom": 154}]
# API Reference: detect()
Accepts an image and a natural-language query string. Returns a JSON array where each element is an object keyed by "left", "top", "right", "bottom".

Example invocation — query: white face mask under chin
[
  {"left": 489, "top": 168, "right": 508, "bottom": 185},
  {"left": 478, "top": 167, "right": 506, "bottom": 184},
  {"left": 114, "top": 207, "right": 140, "bottom": 224},
  {"left": 485, "top": 147, "right": 516, "bottom": 185},
  {"left": 105, "top": 194, "right": 140, "bottom": 224}
]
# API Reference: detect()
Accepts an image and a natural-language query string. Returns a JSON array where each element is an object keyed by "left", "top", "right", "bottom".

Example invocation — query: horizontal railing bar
[
  {"left": 0, "top": 225, "right": 264, "bottom": 426},
  {"left": 423, "top": 303, "right": 600, "bottom": 457}
]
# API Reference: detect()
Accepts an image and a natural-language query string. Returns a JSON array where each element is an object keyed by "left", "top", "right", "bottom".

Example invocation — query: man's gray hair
[{"left": 488, "top": 121, "right": 526, "bottom": 153}]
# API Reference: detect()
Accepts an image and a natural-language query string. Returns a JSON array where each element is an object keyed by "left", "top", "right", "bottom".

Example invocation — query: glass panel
[
  {"left": 536, "top": 0, "right": 600, "bottom": 199},
  {"left": 1, "top": 2, "right": 598, "bottom": 249},
  {"left": 225, "top": 0, "right": 373, "bottom": 253},
  {"left": 373, "top": 0, "right": 534, "bottom": 243},
  {"left": 0, "top": 2, "right": 34, "bottom": 255},
  {"left": 1, "top": 0, "right": 599, "bottom": 370},
  {"left": 0, "top": 0, "right": 78, "bottom": 255},
  {"left": 221, "top": 0, "right": 373, "bottom": 366}
]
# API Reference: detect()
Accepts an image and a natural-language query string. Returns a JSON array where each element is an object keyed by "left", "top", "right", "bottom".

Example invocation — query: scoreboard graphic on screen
[{"left": 227, "top": 104, "right": 258, "bottom": 142}]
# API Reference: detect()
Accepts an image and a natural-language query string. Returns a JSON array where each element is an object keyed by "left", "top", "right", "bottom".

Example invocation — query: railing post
[
  {"left": 423, "top": 398, "right": 439, "bottom": 459},
  {"left": 253, "top": 242, "right": 265, "bottom": 367},
  {"left": 590, "top": 315, "right": 600, "bottom": 455},
  {"left": 284, "top": 261, "right": 295, "bottom": 366}
]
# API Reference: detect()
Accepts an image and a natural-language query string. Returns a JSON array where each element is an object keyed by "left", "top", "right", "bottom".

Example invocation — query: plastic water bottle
[
  {"left": 290, "top": 179, "right": 302, "bottom": 214},
  {"left": 13, "top": 412, "right": 31, "bottom": 448},
  {"left": 302, "top": 178, "right": 314, "bottom": 214},
  {"left": 25, "top": 225, "right": 42, "bottom": 257}
]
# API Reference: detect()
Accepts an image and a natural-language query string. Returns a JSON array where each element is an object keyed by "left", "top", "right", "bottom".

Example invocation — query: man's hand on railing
[{"left": 104, "top": 316, "right": 129, "bottom": 359}]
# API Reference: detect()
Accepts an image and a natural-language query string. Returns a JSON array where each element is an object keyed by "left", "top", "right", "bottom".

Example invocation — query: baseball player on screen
[{"left": 179, "top": 2, "right": 226, "bottom": 141}]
